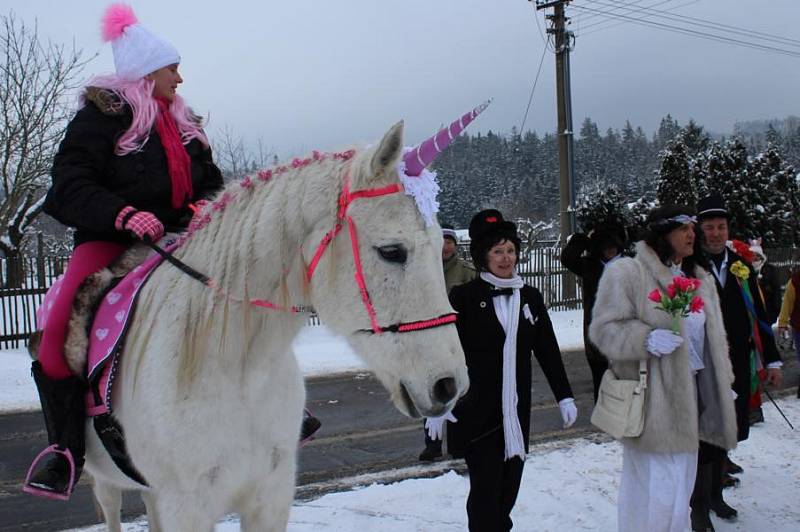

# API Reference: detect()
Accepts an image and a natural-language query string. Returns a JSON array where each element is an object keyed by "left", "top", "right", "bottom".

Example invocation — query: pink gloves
[{"left": 115, "top": 206, "right": 164, "bottom": 242}]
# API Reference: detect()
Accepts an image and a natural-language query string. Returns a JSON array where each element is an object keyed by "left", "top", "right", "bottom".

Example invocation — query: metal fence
[{"left": 2, "top": 246, "right": 798, "bottom": 349}]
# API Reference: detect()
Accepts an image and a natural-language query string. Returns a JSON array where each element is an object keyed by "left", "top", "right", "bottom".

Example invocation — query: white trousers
[{"left": 618, "top": 443, "right": 698, "bottom": 532}]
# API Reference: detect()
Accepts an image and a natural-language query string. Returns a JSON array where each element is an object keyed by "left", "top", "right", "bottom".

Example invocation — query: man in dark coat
[
  {"left": 560, "top": 223, "right": 626, "bottom": 402},
  {"left": 691, "top": 194, "right": 783, "bottom": 531}
]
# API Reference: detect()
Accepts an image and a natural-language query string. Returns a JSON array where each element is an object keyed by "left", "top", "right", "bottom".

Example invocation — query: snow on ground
[
  {"left": 0, "top": 310, "right": 585, "bottom": 414},
  {"left": 66, "top": 398, "right": 800, "bottom": 532}
]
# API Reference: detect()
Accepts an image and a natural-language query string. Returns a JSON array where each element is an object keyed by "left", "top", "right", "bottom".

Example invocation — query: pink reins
[{"left": 305, "top": 167, "right": 457, "bottom": 335}]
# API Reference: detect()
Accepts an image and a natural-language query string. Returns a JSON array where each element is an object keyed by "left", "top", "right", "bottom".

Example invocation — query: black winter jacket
[
  {"left": 44, "top": 88, "right": 224, "bottom": 247},
  {"left": 447, "top": 278, "right": 574, "bottom": 458},
  {"left": 713, "top": 250, "right": 781, "bottom": 441}
]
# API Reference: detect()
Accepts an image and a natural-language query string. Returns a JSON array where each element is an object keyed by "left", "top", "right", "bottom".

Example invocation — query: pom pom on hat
[
  {"left": 101, "top": 3, "right": 138, "bottom": 42},
  {"left": 99, "top": 3, "right": 180, "bottom": 80}
]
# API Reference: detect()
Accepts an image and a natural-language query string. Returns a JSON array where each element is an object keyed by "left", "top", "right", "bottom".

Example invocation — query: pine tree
[
  {"left": 575, "top": 183, "right": 630, "bottom": 232},
  {"left": 655, "top": 134, "right": 697, "bottom": 207}
]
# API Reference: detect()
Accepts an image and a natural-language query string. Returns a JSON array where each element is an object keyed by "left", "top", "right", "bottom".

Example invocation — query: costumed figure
[
  {"left": 24, "top": 4, "right": 224, "bottom": 499},
  {"left": 590, "top": 205, "right": 738, "bottom": 532},
  {"left": 691, "top": 195, "right": 782, "bottom": 530},
  {"left": 427, "top": 209, "right": 577, "bottom": 531}
]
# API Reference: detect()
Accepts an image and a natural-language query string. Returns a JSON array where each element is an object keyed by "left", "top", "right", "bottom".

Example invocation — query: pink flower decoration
[
  {"left": 257, "top": 169, "right": 273, "bottom": 181},
  {"left": 240, "top": 176, "right": 254, "bottom": 189},
  {"left": 647, "top": 289, "right": 662, "bottom": 303},
  {"left": 689, "top": 295, "right": 704, "bottom": 313},
  {"left": 666, "top": 284, "right": 677, "bottom": 298},
  {"left": 672, "top": 276, "right": 690, "bottom": 292}
]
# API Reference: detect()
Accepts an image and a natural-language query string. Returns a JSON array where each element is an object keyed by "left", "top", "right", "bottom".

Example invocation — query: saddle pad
[{"left": 85, "top": 238, "right": 181, "bottom": 416}]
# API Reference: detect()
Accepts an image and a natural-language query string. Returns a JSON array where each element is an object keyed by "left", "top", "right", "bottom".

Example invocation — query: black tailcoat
[
  {"left": 712, "top": 250, "right": 781, "bottom": 441},
  {"left": 447, "top": 278, "right": 573, "bottom": 458}
]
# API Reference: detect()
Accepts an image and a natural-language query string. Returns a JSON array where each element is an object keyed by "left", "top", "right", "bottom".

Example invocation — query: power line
[
  {"left": 588, "top": 0, "right": 800, "bottom": 48},
  {"left": 580, "top": 0, "right": 691, "bottom": 34},
  {"left": 519, "top": 44, "right": 549, "bottom": 134},
  {"left": 577, "top": 0, "right": 664, "bottom": 26},
  {"left": 570, "top": 3, "right": 800, "bottom": 58}
]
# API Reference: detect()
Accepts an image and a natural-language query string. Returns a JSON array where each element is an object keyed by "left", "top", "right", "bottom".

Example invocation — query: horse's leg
[
  {"left": 152, "top": 491, "right": 217, "bottom": 532},
  {"left": 240, "top": 449, "right": 297, "bottom": 532},
  {"left": 90, "top": 477, "right": 122, "bottom": 532},
  {"left": 141, "top": 489, "right": 163, "bottom": 532}
]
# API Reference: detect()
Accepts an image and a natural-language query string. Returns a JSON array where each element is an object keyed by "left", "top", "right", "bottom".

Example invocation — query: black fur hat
[{"left": 468, "top": 209, "right": 520, "bottom": 271}]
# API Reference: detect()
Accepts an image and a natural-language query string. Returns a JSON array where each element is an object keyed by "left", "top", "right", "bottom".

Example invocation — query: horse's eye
[{"left": 376, "top": 244, "right": 407, "bottom": 264}]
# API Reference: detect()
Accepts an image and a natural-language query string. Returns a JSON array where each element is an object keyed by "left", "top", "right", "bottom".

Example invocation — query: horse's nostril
[{"left": 432, "top": 377, "right": 458, "bottom": 404}]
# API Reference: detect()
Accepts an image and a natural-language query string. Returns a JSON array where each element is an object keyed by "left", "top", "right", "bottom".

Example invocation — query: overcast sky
[{"left": 7, "top": 0, "right": 800, "bottom": 158}]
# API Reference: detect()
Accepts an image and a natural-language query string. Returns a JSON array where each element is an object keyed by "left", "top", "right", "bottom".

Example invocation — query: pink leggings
[{"left": 37, "top": 241, "right": 127, "bottom": 380}]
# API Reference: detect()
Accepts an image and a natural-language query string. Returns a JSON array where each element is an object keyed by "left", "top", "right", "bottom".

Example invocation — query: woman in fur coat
[
  {"left": 427, "top": 209, "right": 578, "bottom": 531},
  {"left": 589, "top": 205, "right": 738, "bottom": 532}
]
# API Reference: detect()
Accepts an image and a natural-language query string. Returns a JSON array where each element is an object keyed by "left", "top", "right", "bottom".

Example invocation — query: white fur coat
[{"left": 589, "top": 241, "right": 738, "bottom": 453}]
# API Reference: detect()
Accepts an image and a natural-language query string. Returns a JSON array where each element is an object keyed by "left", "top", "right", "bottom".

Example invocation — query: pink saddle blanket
[{"left": 37, "top": 238, "right": 181, "bottom": 417}]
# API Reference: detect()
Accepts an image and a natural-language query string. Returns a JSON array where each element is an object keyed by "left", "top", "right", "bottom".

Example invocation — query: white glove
[
  {"left": 646, "top": 328, "right": 684, "bottom": 357},
  {"left": 425, "top": 411, "right": 457, "bottom": 441},
  {"left": 558, "top": 398, "right": 578, "bottom": 428}
]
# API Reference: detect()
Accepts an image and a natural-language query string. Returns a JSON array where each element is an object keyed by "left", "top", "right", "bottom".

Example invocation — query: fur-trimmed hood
[
  {"left": 589, "top": 241, "right": 738, "bottom": 453},
  {"left": 83, "top": 87, "right": 128, "bottom": 116}
]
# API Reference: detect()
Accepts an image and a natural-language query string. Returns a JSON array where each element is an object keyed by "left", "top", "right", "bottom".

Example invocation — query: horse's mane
[{"left": 169, "top": 148, "right": 359, "bottom": 386}]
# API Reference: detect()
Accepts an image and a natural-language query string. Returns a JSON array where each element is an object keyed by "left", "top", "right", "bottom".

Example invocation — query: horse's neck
[{"left": 170, "top": 160, "right": 343, "bottom": 352}]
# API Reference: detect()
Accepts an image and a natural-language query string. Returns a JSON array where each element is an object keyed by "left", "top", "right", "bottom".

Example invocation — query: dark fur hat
[{"left": 468, "top": 209, "right": 520, "bottom": 271}]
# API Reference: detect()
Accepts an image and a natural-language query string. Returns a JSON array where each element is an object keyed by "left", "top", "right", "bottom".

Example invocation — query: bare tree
[
  {"left": 212, "top": 125, "right": 276, "bottom": 181},
  {"left": 0, "top": 12, "right": 92, "bottom": 286}
]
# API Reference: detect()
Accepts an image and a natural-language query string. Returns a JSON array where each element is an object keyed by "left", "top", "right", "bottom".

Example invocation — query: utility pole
[{"left": 534, "top": 0, "right": 576, "bottom": 241}]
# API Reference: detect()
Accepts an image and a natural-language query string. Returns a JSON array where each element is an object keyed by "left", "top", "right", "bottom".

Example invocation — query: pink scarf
[{"left": 155, "top": 97, "right": 193, "bottom": 209}]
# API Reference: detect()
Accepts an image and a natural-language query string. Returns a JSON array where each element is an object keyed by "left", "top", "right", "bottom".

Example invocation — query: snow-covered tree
[{"left": 655, "top": 134, "right": 697, "bottom": 207}]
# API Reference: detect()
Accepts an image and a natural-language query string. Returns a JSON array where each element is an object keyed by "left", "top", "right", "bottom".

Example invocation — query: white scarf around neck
[{"left": 480, "top": 271, "right": 526, "bottom": 460}]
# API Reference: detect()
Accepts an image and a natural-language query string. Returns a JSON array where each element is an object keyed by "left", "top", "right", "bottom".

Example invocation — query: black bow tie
[{"left": 490, "top": 287, "right": 515, "bottom": 297}]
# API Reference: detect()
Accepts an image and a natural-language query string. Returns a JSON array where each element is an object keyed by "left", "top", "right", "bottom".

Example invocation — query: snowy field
[
  {"left": 0, "top": 310, "right": 583, "bottom": 414},
  {"left": 64, "top": 398, "right": 800, "bottom": 532}
]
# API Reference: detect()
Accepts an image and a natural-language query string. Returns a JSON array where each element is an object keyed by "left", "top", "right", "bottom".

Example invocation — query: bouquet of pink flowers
[{"left": 648, "top": 276, "right": 704, "bottom": 333}]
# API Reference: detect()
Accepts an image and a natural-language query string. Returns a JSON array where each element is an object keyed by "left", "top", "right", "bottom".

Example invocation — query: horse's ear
[{"left": 370, "top": 120, "right": 404, "bottom": 179}]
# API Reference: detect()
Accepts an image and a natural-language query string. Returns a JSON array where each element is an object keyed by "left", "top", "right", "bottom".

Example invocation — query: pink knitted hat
[{"left": 101, "top": 4, "right": 180, "bottom": 80}]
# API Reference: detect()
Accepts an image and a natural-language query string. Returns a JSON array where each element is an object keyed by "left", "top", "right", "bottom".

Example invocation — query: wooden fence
[{"left": 2, "top": 246, "right": 797, "bottom": 349}]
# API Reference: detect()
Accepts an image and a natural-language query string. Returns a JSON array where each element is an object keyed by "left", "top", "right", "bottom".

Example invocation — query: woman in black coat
[
  {"left": 429, "top": 209, "right": 577, "bottom": 531},
  {"left": 25, "top": 5, "right": 223, "bottom": 500},
  {"left": 560, "top": 223, "right": 626, "bottom": 402}
]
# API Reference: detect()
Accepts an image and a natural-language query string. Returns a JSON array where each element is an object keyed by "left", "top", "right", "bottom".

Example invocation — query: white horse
[{"left": 84, "top": 121, "right": 469, "bottom": 531}]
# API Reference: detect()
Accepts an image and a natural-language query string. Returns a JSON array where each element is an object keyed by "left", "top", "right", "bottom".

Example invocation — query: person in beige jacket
[{"left": 589, "top": 205, "right": 738, "bottom": 532}]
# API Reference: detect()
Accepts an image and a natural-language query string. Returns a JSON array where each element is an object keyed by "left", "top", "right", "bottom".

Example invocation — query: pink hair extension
[
  {"left": 82, "top": 74, "right": 209, "bottom": 156},
  {"left": 101, "top": 4, "right": 138, "bottom": 42}
]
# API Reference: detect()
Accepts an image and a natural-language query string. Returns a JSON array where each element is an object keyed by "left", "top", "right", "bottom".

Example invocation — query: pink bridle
[{"left": 305, "top": 166, "right": 457, "bottom": 335}]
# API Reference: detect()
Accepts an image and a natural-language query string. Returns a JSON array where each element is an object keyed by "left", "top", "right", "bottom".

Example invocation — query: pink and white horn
[{"left": 403, "top": 99, "right": 492, "bottom": 177}]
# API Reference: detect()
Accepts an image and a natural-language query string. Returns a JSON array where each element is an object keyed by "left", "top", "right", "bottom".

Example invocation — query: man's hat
[
  {"left": 697, "top": 194, "right": 730, "bottom": 221},
  {"left": 441, "top": 223, "right": 458, "bottom": 243}
]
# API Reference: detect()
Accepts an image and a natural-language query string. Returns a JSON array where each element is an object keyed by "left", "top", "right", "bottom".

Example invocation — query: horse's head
[{"left": 304, "top": 121, "right": 468, "bottom": 418}]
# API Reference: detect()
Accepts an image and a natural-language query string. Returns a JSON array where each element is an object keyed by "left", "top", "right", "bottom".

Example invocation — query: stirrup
[{"left": 23, "top": 444, "right": 77, "bottom": 501}]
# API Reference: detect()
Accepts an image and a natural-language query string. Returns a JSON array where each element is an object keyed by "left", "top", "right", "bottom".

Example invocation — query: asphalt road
[{"left": 1, "top": 349, "right": 797, "bottom": 532}]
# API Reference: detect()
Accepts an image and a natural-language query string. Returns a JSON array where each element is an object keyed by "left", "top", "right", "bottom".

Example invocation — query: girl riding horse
[{"left": 25, "top": 4, "right": 223, "bottom": 499}]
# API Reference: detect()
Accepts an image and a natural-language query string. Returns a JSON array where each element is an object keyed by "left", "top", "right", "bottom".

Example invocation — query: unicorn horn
[{"left": 403, "top": 98, "right": 492, "bottom": 176}]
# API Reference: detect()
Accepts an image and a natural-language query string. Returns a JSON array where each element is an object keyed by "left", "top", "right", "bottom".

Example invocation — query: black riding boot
[
  {"left": 690, "top": 462, "right": 715, "bottom": 532},
  {"left": 709, "top": 455, "right": 738, "bottom": 520},
  {"left": 24, "top": 361, "right": 86, "bottom": 499}
]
